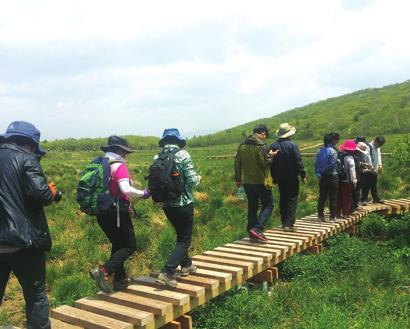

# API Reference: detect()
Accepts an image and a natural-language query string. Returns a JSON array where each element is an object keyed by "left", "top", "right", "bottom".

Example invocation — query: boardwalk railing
[{"left": 12, "top": 199, "right": 410, "bottom": 329}]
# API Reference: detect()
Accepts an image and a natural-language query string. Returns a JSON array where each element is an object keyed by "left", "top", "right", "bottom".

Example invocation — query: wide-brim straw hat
[
  {"left": 276, "top": 123, "right": 296, "bottom": 138},
  {"left": 339, "top": 139, "right": 358, "bottom": 152},
  {"left": 100, "top": 135, "right": 135, "bottom": 153}
]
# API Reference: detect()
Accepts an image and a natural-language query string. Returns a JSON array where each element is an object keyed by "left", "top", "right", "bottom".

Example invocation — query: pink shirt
[{"left": 109, "top": 163, "right": 131, "bottom": 201}]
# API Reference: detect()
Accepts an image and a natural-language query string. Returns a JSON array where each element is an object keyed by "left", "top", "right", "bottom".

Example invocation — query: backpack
[
  {"left": 315, "top": 147, "right": 330, "bottom": 175},
  {"left": 337, "top": 151, "right": 348, "bottom": 181},
  {"left": 76, "top": 156, "right": 116, "bottom": 216},
  {"left": 147, "top": 149, "right": 184, "bottom": 203}
]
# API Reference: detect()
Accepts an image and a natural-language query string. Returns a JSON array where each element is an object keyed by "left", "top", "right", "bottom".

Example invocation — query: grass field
[{"left": 1, "top": 141, "right": 409, "bottom": 328}]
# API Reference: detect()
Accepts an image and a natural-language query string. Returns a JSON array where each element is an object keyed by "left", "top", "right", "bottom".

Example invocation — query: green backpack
[{"left": 76, "top": 156, "right": 115, "bottom": 216}]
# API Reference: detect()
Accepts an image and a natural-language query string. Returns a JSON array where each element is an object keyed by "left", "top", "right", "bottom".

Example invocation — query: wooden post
[
  {"left": 161, "top": 316, "right": 192, "bottom": 329},
  {"left": 347, "top": 225, "right": 359, "bottom": 236},
  {"left": 247, "top": 267, "right": 279, "bottom": 284},
  {"left": 161, "top": 321, "right": 181, "bottom": 329},
  {"left": 307, "top": 243, "right": 323, "bottom": 255}
]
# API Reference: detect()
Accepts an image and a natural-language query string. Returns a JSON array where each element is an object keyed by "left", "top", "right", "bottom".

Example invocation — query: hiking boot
[
  {"left": 318, "top": 216, "right": 325, "bottom": 222},
  {"left": 89, "top": 266, "right": 113, "bottom": 293},
  {"left": 249, "top": 229, "right": 266, "bottom": 242},
  {"left": 113, "top": 278, "right": 133, "bottom": 291},
  {"left": 373, "top": 199, "right": 385, "bottom": 204},
  {"left": 329, "top": 217, "right": 336, "bottom": 222},
  {"left": 179, "top": 264, "right": 197, "bottom": 277},
  {"left": 360, "top": 201, "right": 368, "bottom": 206},
  {"left": 284, "top": 226, "right": 296, "bottom": 232},
  {"left": 156, "top": 272, "right": 178, "bottom": 288}
]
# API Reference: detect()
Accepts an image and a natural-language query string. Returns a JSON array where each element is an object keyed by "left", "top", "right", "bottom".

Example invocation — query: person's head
[
  {"left": 374, "top": 136, "right": 385, "bottom": 148},
  {"left": 159, "top": 128, "right": 186, "bottom": 148},
  {"left": 325, "top": 132, "right": 340, "bottom": 146},
  {"left": 355, "top": 136, "right": 366, "bottom": 143},
  {"left": 0, "top": 121, "right": 46, "bottom": 156},
  {"left": 276, "top": 122, "right": 296, "bottom": 140},
  {"left": 253, "top": 124, "right": 269, "bottom": 141},
  {"left": 100, "top": 135, "right": 135, "bottom": 157}
]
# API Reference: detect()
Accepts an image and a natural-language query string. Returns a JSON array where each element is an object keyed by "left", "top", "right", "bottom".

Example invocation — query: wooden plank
[
  {"left": 298, "top": 220, "right": 340, "bottom": 233},
  {"left": 203, "top": 250, "right": 264, "bottom": 272},
  {"left": 75, "top": 297, "right": 154, "bottom": 327},
  {"left": 97, "top": 291, "right": 172, "bottom": 317},
  {"left": 161, "top": 321, "right": 181, "bottom": 329},
  {"left": 265, "top": 230, "right": 316, "bottom": 246},
  {"left": 215, "top": 246, "right": 273, "bottom": 262},
  {"left": 176, "top": 315, "right": 193, "bottom": 329},
  {"left": 267, "top": 228, "right": 320, "bottom": 242},
  {"left": 192, "top": 255, "right": 254, "bottom": 277},
  {"left": 241, "top": 238, "right": 292, "bottom": 255},
  {"left": 263, "top": 235, "right": 304, "bottom": 252},
  {"left": 192, "top": 261, "right": 243, "bottom": 285},
  {"left": 191, "top": 268, "right": 232, "bottom": 284},
  {"left": 224, "top": 242, "right": 281, "bottom": 258},
  {"left": 126, "top": 285, "right": 190, "bottom": 306},
  {"left": 51, "top": 305, "right": 133, "bottom": 329},
  {"left": 293, "top": 223, "right": 332, "bottom": 237},
  {"left": 232, "top": 240, "right": 287, "bottom": 261},
  {"left": 50, "top": 318, "right": 82, "bottom": 329}
]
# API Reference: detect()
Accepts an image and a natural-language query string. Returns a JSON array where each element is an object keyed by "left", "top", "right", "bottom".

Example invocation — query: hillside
[{"left": 189, "top": 80, "right": 410, "bottom": 147}]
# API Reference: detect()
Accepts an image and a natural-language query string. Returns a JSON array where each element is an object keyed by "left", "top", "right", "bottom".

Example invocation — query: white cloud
[{"left": 1, "top": 0, "right": 410, "bottom": 139}]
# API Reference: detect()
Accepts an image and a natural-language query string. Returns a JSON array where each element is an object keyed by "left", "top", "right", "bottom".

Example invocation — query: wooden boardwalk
[{"left": 15, "top": 199, "right": 410, "bottom": 329}]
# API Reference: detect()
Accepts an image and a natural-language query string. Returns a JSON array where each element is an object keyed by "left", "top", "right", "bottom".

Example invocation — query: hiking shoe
[
  {"left": 360, "top": 201, "right": 368, "bottom": 206},
  {"left": 89, "top": 266, "right": 113, "bottom": 293},
  {"left": 180, "top": 264, "right": 197, "bottom": 277},
  {"left": 284, "top": 226, "right": 296, "bottom": 232},
  {"left": 373, "top": 199, "right": 385, "bottom": 204},
  {"left": 259, "top": 232, "right": 269, "bottom": 241},
  {"left": 318, "top": 216, "right": 325, "bottom": 222},
  {"left": 249, "top": 229, "right": 266, "bottom": 242},
  {"left": 329, "top": 217, "right": 336, "bottom": 222},
  {"left": 156, "top": 272, "right": 178, "bottom": 288},
  {"left": 113, "top": 278, "right": 133, "bottom": 291}
]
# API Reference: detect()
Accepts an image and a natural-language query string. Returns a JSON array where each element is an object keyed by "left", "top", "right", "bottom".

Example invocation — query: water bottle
[{"left": 237, "top": 186, "right": 246, "bottom": 201}]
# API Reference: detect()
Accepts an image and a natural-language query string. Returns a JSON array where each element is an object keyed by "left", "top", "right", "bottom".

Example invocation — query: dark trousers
[
  {"left": 278, "top": 180, "right": 299, "bottom": 227},
  {"left": 352, "top": 179, "right": 362, "bottom": 210},
  {"left": 317, "top": 174, "right": 339, "bottom": 219},
  {"left": 0, "top": 248, "right": 50, "bottom": 329},
  {"left": 337, "top": 182, "right": 353, "bottom": 217},
  {"left": 243, "top": 184, "right": 274, "bottom": 232},
  {"left": 162, "top": 203, "right": 194, "bottom": 276},
  {"left": 361, "top": 172, "right": 380, "bottom": 202},
  {"left": 97, "top": 211, "right": 136, "bottom": 282}
]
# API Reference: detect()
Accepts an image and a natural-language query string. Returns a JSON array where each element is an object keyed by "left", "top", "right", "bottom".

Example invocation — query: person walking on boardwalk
[
  {"left": 89, "top": 136, "right": 150, "bottom": 292},
  {"left": 0, "top": 121, "right": 60, "bottom": 329},
  {"left": 149, "top": 129, "right": 201, "bottom": 288},
  {"left": 315, "top": 132, "right": 340, "bottom": 221},
  {"left": 336, "top": 140, "right": 361, "bottom": 218},
  {"left": 235, "top": 125, "right": 276, "bottom": 242},
  {"left": 270, "top": 123, "right": 306, "bottom": 231},
  {"left": 361, "top": 136, "right": 386, "bottom": 204}
]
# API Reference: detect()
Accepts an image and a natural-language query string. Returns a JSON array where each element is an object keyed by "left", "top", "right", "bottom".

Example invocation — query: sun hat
[
  {"left": 0, "top": 121, "right": 46, "bottom": 155},
  {"left": 159, "top": 128, "right": 186, "bottom": 148},
  {"left": 339, "top": 139, "right": 357, "bottom": 152},
  {"left": 253, "top": 124, "right": 269, "bottom": 138},
  {"left": 100, "top": 135, "right": 135, "bottom": 153},
  {"left": 276, "top": 123, "right": 296, "bottom": 139}
]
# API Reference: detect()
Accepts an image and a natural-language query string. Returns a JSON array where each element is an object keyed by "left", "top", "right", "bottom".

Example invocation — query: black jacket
[
  {"left": 270, "top": 138, "right": 306, "bottom": 182},
  {"left": 0, "top": 143, "right": 53, "bottom": 251}
]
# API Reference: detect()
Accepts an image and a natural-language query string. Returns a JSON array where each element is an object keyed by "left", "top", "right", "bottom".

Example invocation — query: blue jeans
[
  {"left": 243, "top": 184, "right": 274, "bottom": 232},
  {"left": 0, "top": 248, "right": 50, "bottom": 329}
]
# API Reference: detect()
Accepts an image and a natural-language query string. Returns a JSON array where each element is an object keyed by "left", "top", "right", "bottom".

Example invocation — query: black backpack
[
  {"left": 337, "top": 151, "right": 348, "bottom": 181},
  {"left": 147, "top": 149, "right": 184, "bottom": 202}
]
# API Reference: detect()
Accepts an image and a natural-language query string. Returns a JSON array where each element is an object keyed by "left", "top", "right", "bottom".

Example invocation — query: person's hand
[
  {"left": 236, "top": 181, "right": 242, "bottom": 188},
  {"left": 302, "top": 177, "right": 307, "bottom": 184},
  {"left": 48, "top": 182, "right": 57, "bottom": 198},
  {"left": 269, "top": 149, "right": 279, "bottom": 157},
  {"left": 143, "top": 189, "right": 150, "bottom": 199}
]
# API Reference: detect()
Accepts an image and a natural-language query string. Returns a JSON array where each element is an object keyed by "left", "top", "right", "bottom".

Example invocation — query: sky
[{"left": 1, "top": 0, "right": 410, "bottom": 140}]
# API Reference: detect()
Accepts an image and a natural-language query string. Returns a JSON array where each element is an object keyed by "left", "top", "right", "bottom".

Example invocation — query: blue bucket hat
[
  {"left": 159, "top": 128, "right": 186, "bottom": 148},
  {"left": 0, "top": 121, "right": 46, "bottom": 155}
]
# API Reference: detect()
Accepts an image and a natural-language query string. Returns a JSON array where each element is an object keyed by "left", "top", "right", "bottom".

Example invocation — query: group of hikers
[{"left": 0, "top": 120, "right": 385, "bottom": 329}]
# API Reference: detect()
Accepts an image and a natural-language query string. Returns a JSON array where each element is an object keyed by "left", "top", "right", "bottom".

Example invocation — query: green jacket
[
  {"left": 234, "top": 134, "right": 273, "bottom": 188},
  {"left": 154, "top": 144, "right": 201, "bottom": 208}
]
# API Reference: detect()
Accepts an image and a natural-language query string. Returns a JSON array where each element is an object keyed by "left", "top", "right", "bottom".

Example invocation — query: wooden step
[
  {"left": 192, "top": 255, "right": 254, "bottom": 277},
  {"left": 51, "top": 318, "right": 82, "bottom": 328},
  {"left": 126, "top": 285, "right": 190, "bottom": 307},
  {"left": 203, "top": 250, "right": 264, "bottom": 271},
  {"left": 192, "top": 261, "right": 243, "bottom": 285},
  {"left": 51, "top": 305, "right": 133, "bottom": 329},
  {"left": 75, "top": 297, "right": 154, "bottom": 328},
  {"left": 215, "top": 246, "right": 273, "bottom": 262}
]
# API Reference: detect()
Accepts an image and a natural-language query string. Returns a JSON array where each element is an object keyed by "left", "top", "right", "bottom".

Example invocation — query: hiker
[
  {"left": 336, "top": 140, "right": 361, "bottom": 218},
  {"left": 0, "top": 121, "right": 60, "bottom": 329},
  {"left": 235, "top": 125, "right": 276, "bottom": 241},
  {"left": 315, "top": 132, "right": 340, "bottom": 221},
  {"left": 149, "top": 129, "right": 201, "bottom": 288},
  {"left": 361, "top": 136, "right": 386, "bottom": 204},
  {"left": 89, "top": 136, "right": 150, "bottom": 293},
  {"left": 270, "top": 123, "right": 306, "bottom": 231}
]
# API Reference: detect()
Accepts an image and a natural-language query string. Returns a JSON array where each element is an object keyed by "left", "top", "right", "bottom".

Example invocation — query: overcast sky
[{"left": 1, "top": 0, "right": 410, "bottom": 140}]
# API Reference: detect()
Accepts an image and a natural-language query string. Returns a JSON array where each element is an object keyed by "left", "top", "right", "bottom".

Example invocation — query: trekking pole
[{"left": 116, "top": 196, "right": 120, "bottom": 228}]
